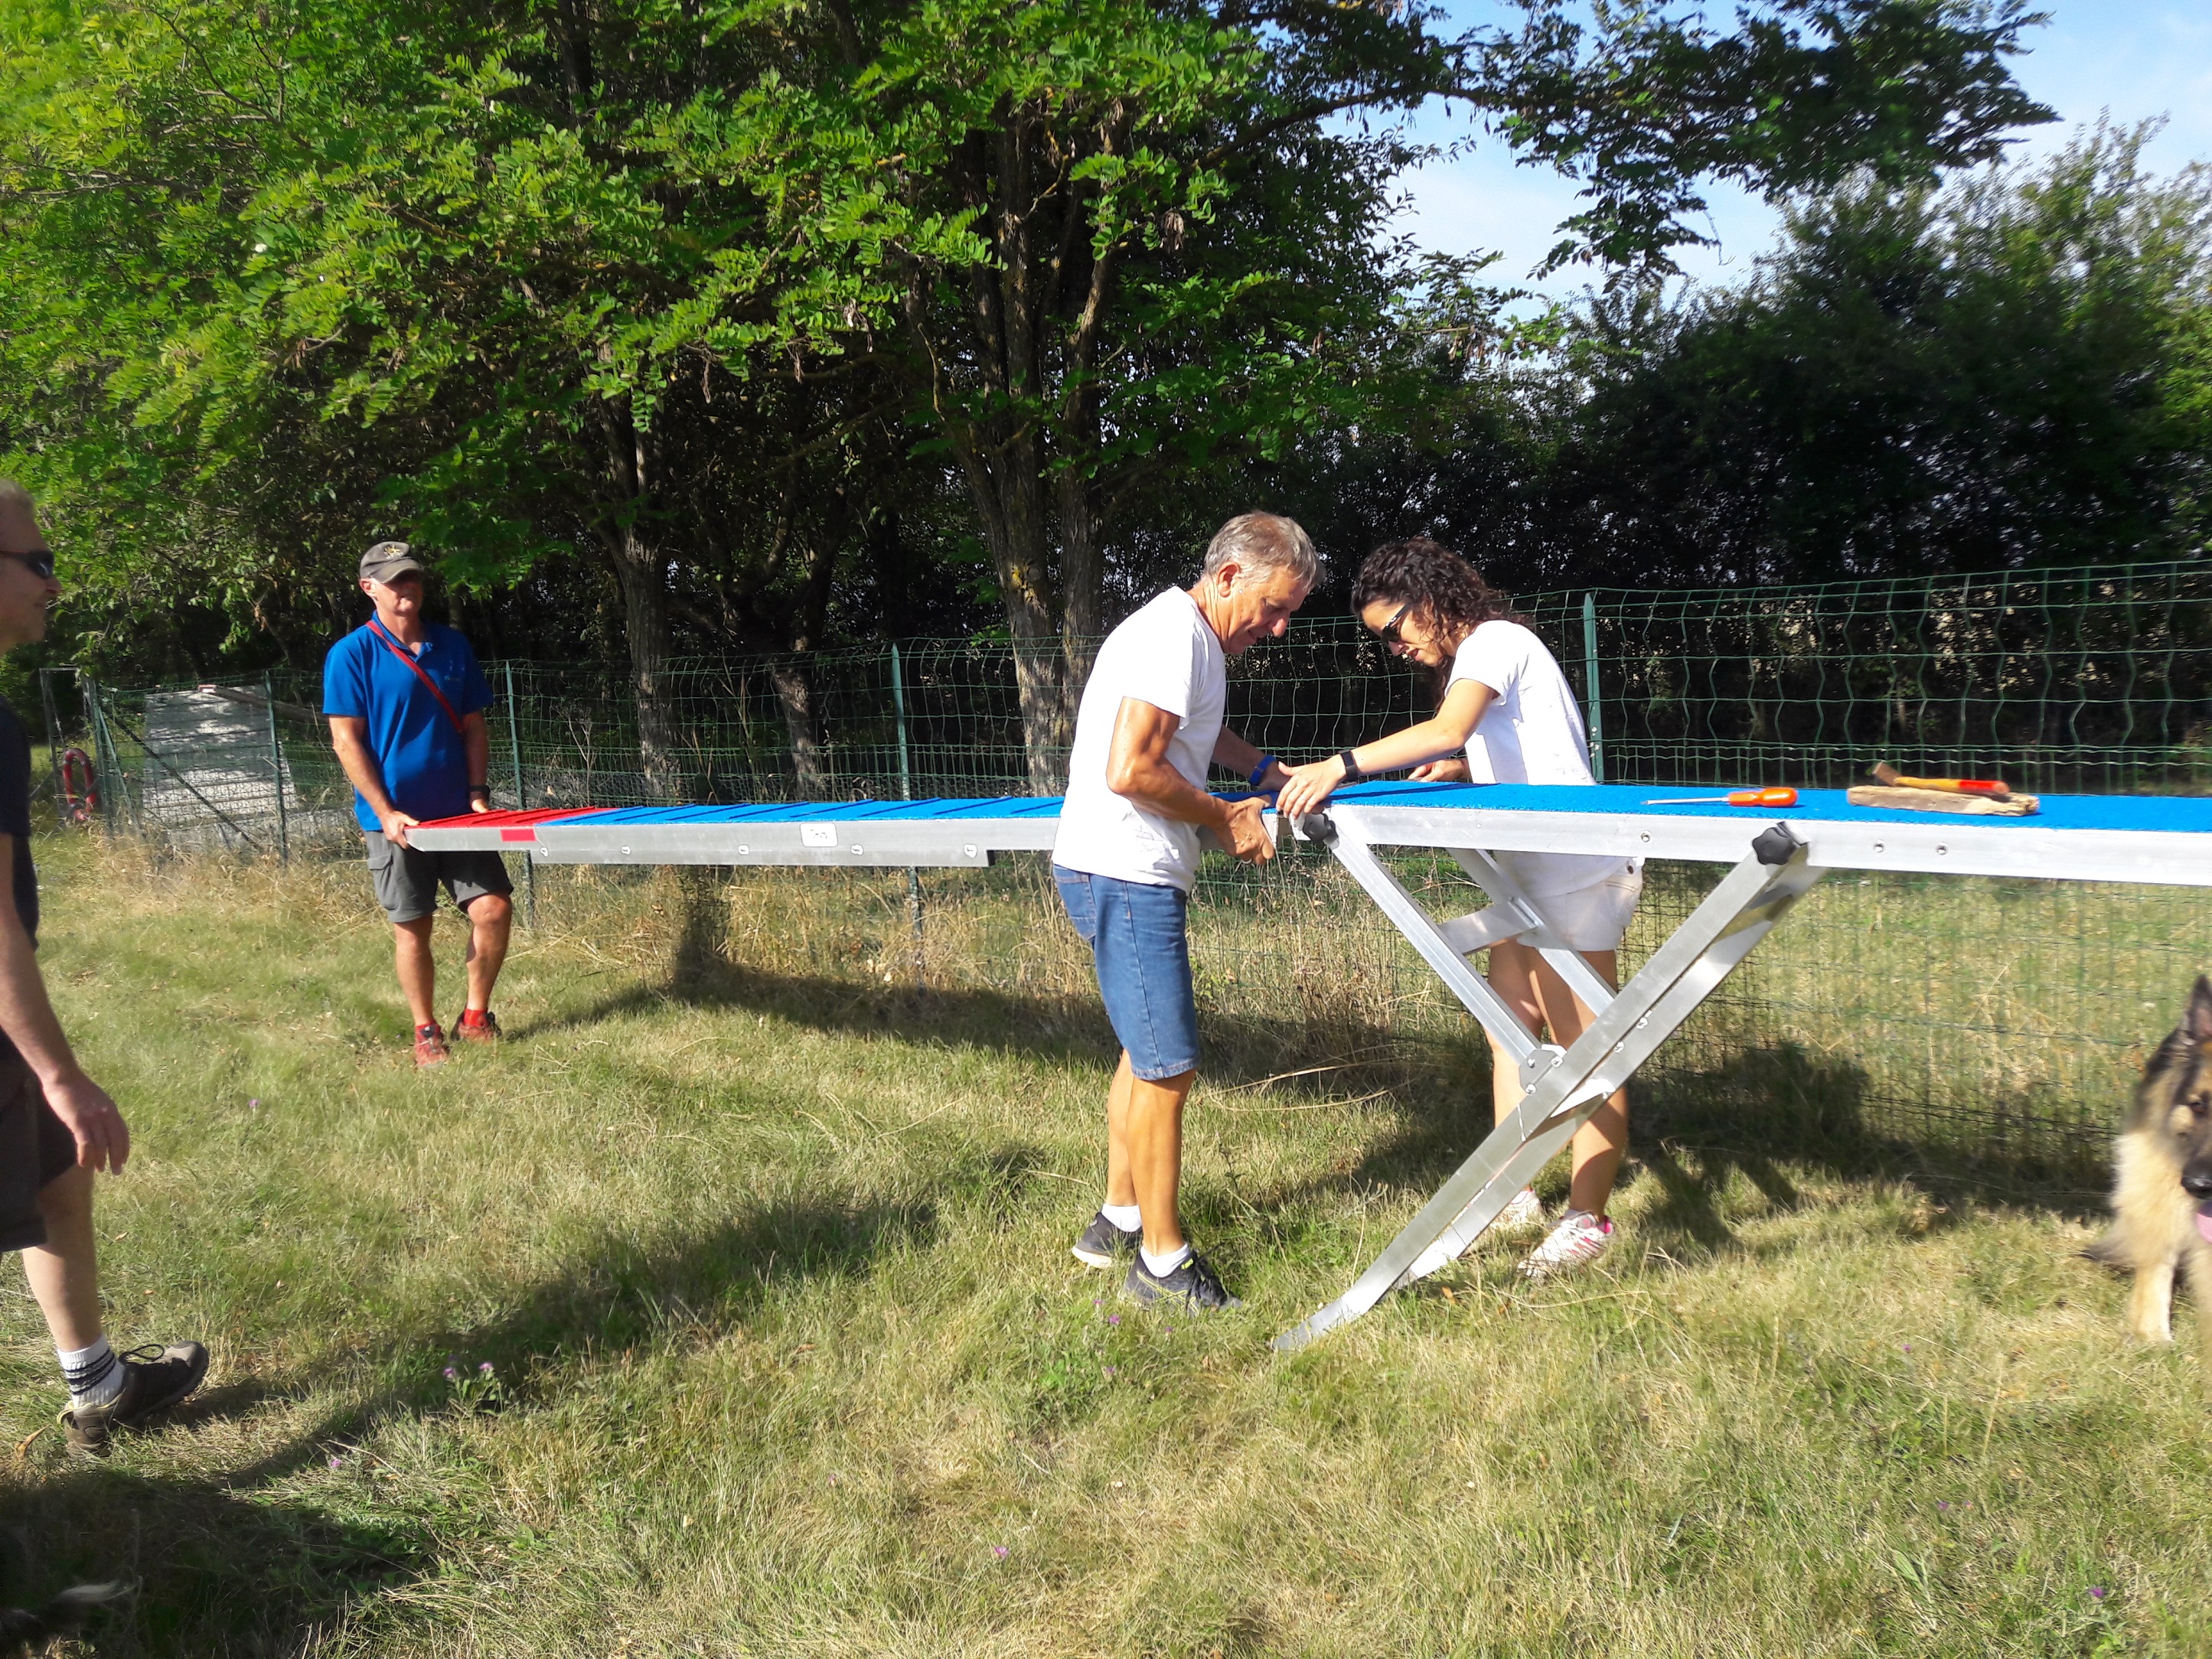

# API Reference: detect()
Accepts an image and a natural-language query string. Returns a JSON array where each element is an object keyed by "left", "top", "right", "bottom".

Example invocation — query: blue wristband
[{"left": 1248, "top": 755, "right": 1279, "bottom": 791}]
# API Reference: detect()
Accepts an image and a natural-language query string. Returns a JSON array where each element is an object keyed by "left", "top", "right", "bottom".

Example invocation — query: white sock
[
  {"left": 58, "top": 1336, "right": 122, "bottom": 1408},
  {"left": 1101, "top": 1203, "right": 1142, "bottom": 1233},
  {"left": 1140, "top": 1242, "right": 1192, "bottom": 1277}
]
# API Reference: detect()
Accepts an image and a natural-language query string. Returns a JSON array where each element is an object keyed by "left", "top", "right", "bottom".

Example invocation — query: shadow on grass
[
  {"left": 513, "top": 948, "right": 1459, "bottom": 1100},
  {"left": 0, "top": 1183, "right": 943, "bottom": 1655},
  {"left": 0, "top": 1461, "right": 430, "bottom": 1657},
  {"left": 1251, "top": 1040, "right": 2113, "bottom": 1273}
]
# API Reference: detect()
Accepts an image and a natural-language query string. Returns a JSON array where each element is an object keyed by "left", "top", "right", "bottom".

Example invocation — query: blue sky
[{"left": 1386, "top": 2, "right": 2212, "bottom": 298}]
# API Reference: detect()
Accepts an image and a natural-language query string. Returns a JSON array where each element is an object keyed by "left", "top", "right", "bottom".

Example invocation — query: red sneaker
[
  {"left": 453, "top": 1009, "right": 501, "bottom": 1044},
  {"left": 414, "top": 1022, "right": 451, "bottom": 1067}
]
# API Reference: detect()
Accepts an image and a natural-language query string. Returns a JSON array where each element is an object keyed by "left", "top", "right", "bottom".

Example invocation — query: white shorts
[{"left": 1527, "top": 863, "right": 1643, "bottom": 952}]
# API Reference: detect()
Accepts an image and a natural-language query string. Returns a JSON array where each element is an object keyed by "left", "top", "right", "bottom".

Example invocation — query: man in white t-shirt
[{"left": 1052, "top": 513, "right": 1317, "bottom": 1312}]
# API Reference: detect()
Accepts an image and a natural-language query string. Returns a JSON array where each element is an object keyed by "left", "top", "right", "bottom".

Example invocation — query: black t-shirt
[{"left": 0, "top": 698, "right": 37, "bottom": 946}]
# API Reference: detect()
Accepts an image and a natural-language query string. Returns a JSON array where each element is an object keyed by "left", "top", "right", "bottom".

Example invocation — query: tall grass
[{"left": 1, "top": 833, "right": 2207, "bottom": 1657}]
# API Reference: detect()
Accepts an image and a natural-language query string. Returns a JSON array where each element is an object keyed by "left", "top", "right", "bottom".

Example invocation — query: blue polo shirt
[{"left": 322, "top": 621, "right": 494, "bottom": 833}]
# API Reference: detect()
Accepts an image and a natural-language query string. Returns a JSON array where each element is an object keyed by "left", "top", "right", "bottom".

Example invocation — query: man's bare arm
[
  {"left": 1209, "top": 728, "right": 1287, "bottom": 792},
  {"left": 328, "top": 715, "right": 415, "bottom": 843},
  {"left": 463, "top": 712, "right": 492, "bottom": 811},
  {"left": 1107, "top": 699, "right": 1272, "bottom": 863},
  {"left": 0, "top": 833, "right": 126, "bottom": 1171}
]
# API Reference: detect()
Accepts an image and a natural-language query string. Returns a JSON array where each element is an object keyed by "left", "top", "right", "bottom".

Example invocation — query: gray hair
[
  {"left": 1199, "top": 512, "right": 1320, "bottom": 588},
  {"left": 0, "top": 478, "right": 31, "bottom": 513}
]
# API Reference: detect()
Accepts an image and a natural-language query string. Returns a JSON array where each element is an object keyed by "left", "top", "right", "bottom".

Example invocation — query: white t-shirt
[
  {"left": 1052, "top": 588, "right": 1226, "bottom": 892},
  {"left": 1450, "top": 620, "right": 1632, "bottom": 898}
]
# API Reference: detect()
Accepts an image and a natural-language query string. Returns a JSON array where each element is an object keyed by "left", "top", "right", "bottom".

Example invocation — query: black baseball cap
[{"left": 359, "top": 540, "right": 425, "bottom": 583}]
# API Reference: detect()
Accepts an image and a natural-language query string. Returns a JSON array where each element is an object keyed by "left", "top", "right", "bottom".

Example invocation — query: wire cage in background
[{"left": 47, "top": 556, "right": 2212, "bottom": 1175}]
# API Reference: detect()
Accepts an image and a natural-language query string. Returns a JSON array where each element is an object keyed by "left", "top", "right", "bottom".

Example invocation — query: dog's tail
[
  {"left": 2082, "top": 1228, "right": 2129, "bottom": 1270},
  {"left": 0, "top": 1582, "right": 130, "bottom": 1655}
]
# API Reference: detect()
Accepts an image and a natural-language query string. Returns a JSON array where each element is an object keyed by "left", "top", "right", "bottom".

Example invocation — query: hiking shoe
[
  {"left": 414, "top": 1023, "right": 450, "bottom": 1067},
  {"left": 1518, "top": 1211, "right": 1614, "bottom": 1282},
  {"left": 1072, "top": 1211, "right": 1142, "bottom": 1269},
  {"left": 452, "top": 1009, "right": 502, "bottom": 1045},
  {"left": 60, "top": 1341, "right": 210, "bottom": 1457},
  {"left": 1124, "top": 1251, "right": 1241, "bottom": 1313},
  {"left": 1497, "top": 1187, "right": 1547, "bottom": 1236}
]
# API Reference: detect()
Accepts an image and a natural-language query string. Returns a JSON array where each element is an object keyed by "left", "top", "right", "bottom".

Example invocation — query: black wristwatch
[
  {"left": 1337, "top": 748, "right": 1365, "bottom": 784},
  {"left": 468, "top": 784, "right": 491, "bottom": 800}
]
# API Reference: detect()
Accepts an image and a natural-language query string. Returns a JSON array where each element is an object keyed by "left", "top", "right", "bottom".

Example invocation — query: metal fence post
[
  {"left": 1581, "top": 591, "right": 1605, "bottom": 784},
  {"left": 505, "top": 662, "right": 536, "bottom": 930},
  {"left": 80, "top": 673, "right": 119, "bottom": 832},
  {"left": 38, "top": 669, "right": 67, "bottom": 823},
  {"left": 263, "top": 670, "right": 289, "bottom": 863},
  {"left": 890, "top": 643, "right": 924, "bottom": 983}
]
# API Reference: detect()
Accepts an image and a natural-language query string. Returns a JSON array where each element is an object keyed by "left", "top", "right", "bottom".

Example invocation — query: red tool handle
[{"left": 1726, "top": 787, "right": 1798, "bottom": 807}]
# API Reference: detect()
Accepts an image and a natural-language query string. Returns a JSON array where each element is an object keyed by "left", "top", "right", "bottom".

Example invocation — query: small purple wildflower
[
  {"left": 1903, "top": 1344, "right": 1912, "bottom": 1352},
  {"left": 443, "top": 1366, "right": 458, "bottom": 1381},
  {"left": 249, "top": 1098, "right": 262, "bottom": 1109},
  {"left": 1104, "top": 1367, "right": 1117, "bottom": 1377},
  {"left": 1092, "top": 1299, "right": 1101, "bottom": 1308},
  {"left": 1936, "top": 1501, "right": 1949, "bottom": 1511},
  {"left": 479, "top": 1361, "right": 494, "bottom": 1374},
  {"left": 2090, "top": 1587, "right": 2107, "bottom": 1601},
  {"left": 328, "top": 1456, "right": 341, "bottom": 1471},
  {"left": 1108, "top": 1314, "right": 1120, "bottom": 1326},
  {"left": 992, "top": 1545, "right": 1009, "bottom": 1560}
]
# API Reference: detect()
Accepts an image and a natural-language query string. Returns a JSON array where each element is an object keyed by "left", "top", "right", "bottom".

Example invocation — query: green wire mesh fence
[{"left": 45, "top": 556, "right": 2212, "bottom": 1173}]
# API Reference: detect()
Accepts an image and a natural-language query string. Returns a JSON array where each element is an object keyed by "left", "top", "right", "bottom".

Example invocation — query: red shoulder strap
[{"left": 367, "top": 618, "right": 467, "bottom": 738}]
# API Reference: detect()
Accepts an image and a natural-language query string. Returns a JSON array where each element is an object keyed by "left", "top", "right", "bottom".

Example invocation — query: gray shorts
[
  {"left": 365, "top": 836, "right": 514, "bottom": 925},
  {"left": 0, "top": 1054, "right": 79, "bottom": 1254}
]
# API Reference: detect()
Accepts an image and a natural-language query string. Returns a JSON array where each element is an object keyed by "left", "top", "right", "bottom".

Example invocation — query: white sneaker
[
  {"left": 1496, "top": 1187, "right": 1546, "bottom": 1235},
  {"left": 1518, "top": 1210, "right": 1614, "bottom": 1281}
]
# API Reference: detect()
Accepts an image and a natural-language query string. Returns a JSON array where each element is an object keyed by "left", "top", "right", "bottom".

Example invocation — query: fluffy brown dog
[{"left": 2105, "top": 976, "right": 2212, "bottom": 1369}]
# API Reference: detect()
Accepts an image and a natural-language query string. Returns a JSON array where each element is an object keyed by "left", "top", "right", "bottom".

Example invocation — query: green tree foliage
[
  {"left": 0, "top": 0, "right": 2056, "bottom": 788},
  {"left": 1527, "top": 127, "right": 2212, "bottom": 585}
]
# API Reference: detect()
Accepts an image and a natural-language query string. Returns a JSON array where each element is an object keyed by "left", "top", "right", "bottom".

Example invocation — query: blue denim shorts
[{"left": 1053, "top": 865, "right": 1200, "bottom": 1081}]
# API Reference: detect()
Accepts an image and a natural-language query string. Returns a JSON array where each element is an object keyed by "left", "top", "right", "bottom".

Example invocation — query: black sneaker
[
  {"left": 60, "top": 1341, "right": 210, "bottom": 1457},
  {"left": 1071, "top": 1211, "right": 1142, "bottom": 1269},
  {"left": 1124, "top": 1250, "right": 1241, "bottom": 1312}
]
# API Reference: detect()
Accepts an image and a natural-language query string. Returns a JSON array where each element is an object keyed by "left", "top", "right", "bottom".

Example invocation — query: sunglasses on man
[{"left": 0, "top": 548, "right": 56, "bottom": 581}]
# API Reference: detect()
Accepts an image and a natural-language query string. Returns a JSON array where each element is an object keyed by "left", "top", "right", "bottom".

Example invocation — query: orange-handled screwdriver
[{"left": 1643, "top": 787, "right": 1799, "bottom": 807}]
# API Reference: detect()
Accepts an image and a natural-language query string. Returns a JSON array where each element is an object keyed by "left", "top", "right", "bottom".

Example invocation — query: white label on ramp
[{"left": 800, "top": 823, "right": 838, "bottom": 848}]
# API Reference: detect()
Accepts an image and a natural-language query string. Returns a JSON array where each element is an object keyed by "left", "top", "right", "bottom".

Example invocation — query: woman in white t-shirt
[{"left": 1276, "top": 538, "right": 1639, "bottom": 1280}]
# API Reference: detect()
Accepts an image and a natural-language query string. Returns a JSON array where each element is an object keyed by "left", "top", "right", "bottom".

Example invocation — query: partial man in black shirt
[{"left": 0, "top": 479, "right": 207, "bottom": 1454}]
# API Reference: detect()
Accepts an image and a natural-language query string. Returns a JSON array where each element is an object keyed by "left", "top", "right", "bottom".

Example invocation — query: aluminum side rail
[{"left": 409, "top": 799, "right": 1065, "bottom": 869}]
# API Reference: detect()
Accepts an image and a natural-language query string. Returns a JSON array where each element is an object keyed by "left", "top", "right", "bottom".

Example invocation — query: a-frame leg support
[{"left": 1273, "top": 823, "right": 1825, "bottom": 1353}]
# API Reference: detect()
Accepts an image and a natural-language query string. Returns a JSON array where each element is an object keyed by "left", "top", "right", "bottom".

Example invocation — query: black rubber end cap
[{"left": 1295, "top": 812, "right": 1338, "bottom": 846}]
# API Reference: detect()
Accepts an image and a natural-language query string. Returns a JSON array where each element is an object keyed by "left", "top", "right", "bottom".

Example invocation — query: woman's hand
[
  {"left": 1408, "top": 758, "right": 1471, "bottom": 784},
  {"left": 1275, "top": 756, "right": 1348, "bottom": 820}
]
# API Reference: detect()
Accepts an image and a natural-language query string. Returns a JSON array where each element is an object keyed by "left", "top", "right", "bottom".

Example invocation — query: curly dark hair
[{"left": 1352, "top": 538, "right": 1522, "bottom": 686}]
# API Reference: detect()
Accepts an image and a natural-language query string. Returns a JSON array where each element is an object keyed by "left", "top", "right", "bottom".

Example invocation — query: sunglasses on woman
[
  {"left": 0, "top": 548, "right": 55, "bottom": 581},
  {"left": 1373, "top": 600, "right": 1412, "bottom": 646}
]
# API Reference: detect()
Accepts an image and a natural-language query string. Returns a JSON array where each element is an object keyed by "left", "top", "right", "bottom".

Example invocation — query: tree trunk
[
  {"left": 595, "top": 396, "right": 685, "bottom": 803},
  {"left": 768, "top": 657, "right": 830, "bottom": 797}
]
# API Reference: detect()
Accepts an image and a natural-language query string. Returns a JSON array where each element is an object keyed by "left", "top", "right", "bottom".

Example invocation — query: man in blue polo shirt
[{"left": 325, "top": 540, "right": 514, "bottom": 1067}]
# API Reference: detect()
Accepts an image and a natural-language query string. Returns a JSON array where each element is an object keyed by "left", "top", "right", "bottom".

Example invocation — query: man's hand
[
  {"left": 379, "top": 809, "right": 421, "bottom": 847},
  {"left": 1215, "top": 796, "right": 1275, "bottom": 863},
  {"left": 44, "top": 1070, "right": 129, "bottom": 1174},
  {"left": 468, "top": 794, "right": 493, "bottom": 816},
  {"left": 1409, "top": 758, "right": 1472, "bottom": 784},
  {"left": 1274, "top": 755, "right": 1350, "bottom": 820}
]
